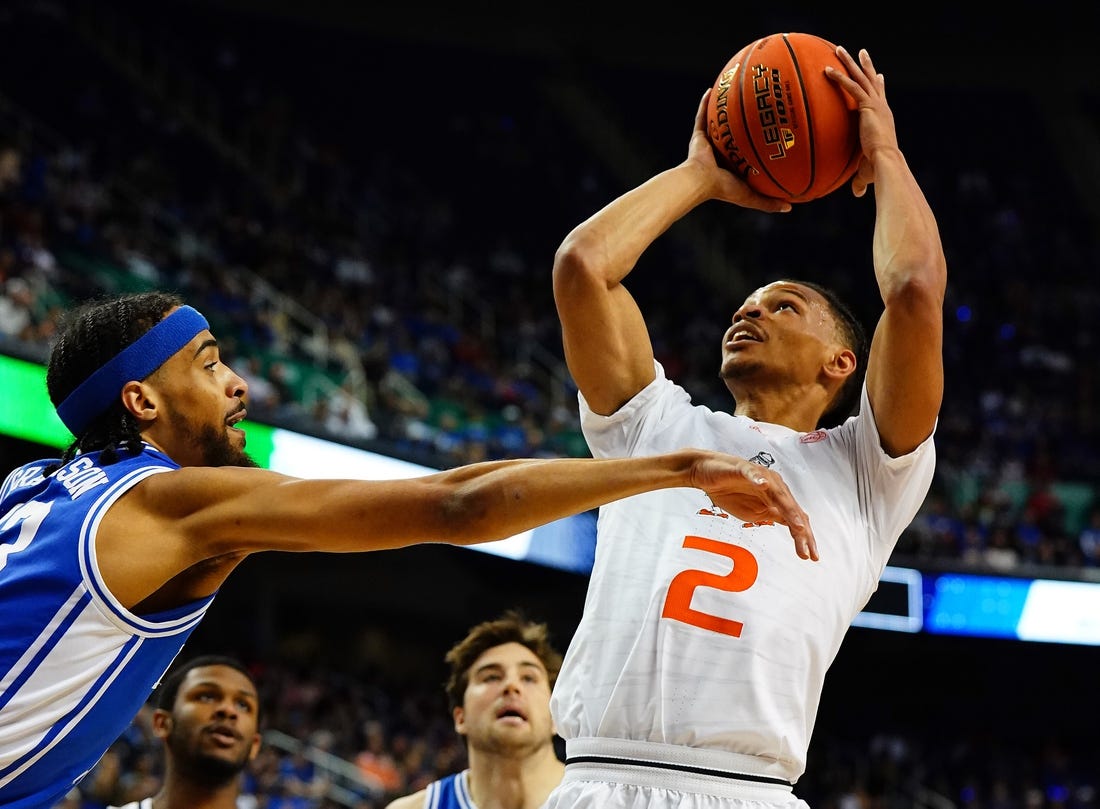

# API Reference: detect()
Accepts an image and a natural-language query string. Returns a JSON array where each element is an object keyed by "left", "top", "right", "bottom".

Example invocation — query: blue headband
[{"left": 56, "top": 305, "right": 210, "bottom": 435}]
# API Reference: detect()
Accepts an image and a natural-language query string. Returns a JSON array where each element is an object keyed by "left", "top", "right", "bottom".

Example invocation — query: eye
[
  {"left": 237, "top": 699, "right": 255, "bottom": 712},
  {"left": 775, "top": 300, "right": 797, "bottom": 312}
]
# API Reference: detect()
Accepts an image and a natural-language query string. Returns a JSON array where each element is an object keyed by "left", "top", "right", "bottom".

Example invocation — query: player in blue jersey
[
  {"left": 0, "top": 291, "right": 817, "bottom": 809},
  {"left": 104, "top": 655, "right": 261, "bottom": 809},
  {"left": 385, "top": 611, "right": 564, "bottom": 809}
]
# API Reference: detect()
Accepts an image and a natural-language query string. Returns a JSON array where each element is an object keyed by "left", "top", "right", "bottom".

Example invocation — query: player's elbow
[
  {"left": 433, "top": 485, "right": 501, "bottom": 545},
  {"left": 553, "top": 228, "right": 606, "bottom": 295},
  {"left": 882, "top": 268, "right": 945, "bottom": 319},
  {"left": 552, "top": 233, "right": 586, "bottom": 284}
]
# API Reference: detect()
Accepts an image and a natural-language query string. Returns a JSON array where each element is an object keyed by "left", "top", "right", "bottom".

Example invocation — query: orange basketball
[{"left": 706, "top": 33, "right": 861, "bottom": 203}]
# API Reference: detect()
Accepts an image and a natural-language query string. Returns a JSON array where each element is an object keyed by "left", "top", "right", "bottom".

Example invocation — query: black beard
[
  {"left": 169, "top": 410, "right": 259, "bottom": 468},
  {"left": 175, "top": 748, "right": 250, "bottom": 788},
  {"left": 201, "top": 426, "right": 259, "bottom": 468},
  {"left": 165, "top": 721, "right": 252, "bottom": 788}
]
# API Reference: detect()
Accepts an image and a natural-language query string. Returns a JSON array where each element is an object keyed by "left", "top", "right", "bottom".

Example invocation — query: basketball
[{"left": 706, "top": 33, "right": 862, "bottom": 203}]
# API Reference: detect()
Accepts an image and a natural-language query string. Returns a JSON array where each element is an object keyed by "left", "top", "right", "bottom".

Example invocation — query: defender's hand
[{"left": 690, "top": 452, "right": 819, "bottom": 561}]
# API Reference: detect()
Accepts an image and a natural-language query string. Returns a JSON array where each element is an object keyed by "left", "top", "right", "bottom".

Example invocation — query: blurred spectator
[
  {"left": 1078, "top": 508, "right": 1100, "bottom": 567},
  {"left": 323, "top": 380, "right": 378, "bottom": 442},
  {"left": 982, "top": 525, "right": 1021, "bottom": 571},
  {"left": 240, "top": 355, "right": 282, "bottom": 415},
  {"left": 0, "top": 277, "right": 33, "bottom": 339},
  {"left": 0, "top": 144, "right": 21, "bottom": 193},
  {"left": 355, "top": 721, "right": 403, "bottom": 796},
  {"left": 272, "top": 748, "right": 329, "bottom": 809}
]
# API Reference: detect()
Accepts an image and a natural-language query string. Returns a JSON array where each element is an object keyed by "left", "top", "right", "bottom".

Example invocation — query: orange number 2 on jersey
[{"left": 661, "top": 535, "right": 759, "bottom": 637}]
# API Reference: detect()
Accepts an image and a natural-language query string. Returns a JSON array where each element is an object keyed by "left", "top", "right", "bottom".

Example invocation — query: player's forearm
[
  {"left": 863, "top": 148, "right": 946, "bottom": 455},
  {"left": 555, "top": 162, "right": 710, "bottom": 286},
  {"left": 191, "top": 454, "right": 693, "bottom": 556},
  {"left": 425, "top": 451, "right": 700, "bottom": 545},
  {"left": 870, "top": 148, "right": 947, "bottom": 307}
]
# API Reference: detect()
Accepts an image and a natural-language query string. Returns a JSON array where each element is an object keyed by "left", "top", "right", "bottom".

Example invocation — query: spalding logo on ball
[{"left": 707, "top": 32, "right": 862, "bottom": 203}]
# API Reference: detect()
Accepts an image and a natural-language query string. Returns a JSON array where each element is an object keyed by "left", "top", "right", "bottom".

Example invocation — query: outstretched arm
[
  {"left": 553, "top": 89, "right": 791, "bottom": 416},
  {"left": 100, "top": 448, "right": 818, "bottom": 609},
  {"left": 827, "top": 47, "right": 946, "bottom": 456}
]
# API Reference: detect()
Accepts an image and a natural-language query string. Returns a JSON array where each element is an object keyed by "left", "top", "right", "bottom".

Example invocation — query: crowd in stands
[
  {"left": 0, "top": 3, "right": 1097, "bottom": 807},
  {"left": 1, "top": 2, "right": 1096, "bottom": 574}
]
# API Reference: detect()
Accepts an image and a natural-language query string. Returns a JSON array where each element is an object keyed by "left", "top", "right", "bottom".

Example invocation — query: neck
[
  {"left": 728, "top": 382, "right": 828, "bottom": 433},
  {"left": 465, "top": 744, "right": 565, "bottom": 809},
  {"left": 153, "top": 773, "right": 241, "bottom": 809}
]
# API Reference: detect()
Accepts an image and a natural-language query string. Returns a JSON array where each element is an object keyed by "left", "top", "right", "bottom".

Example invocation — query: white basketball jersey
[{"left": 550, "top": 364, "right": 935, "bottom": 784}]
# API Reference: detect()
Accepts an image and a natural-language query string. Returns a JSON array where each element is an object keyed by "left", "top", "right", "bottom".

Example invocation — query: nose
[
  {"left": 213, "top": 697, "right": 238, "bottom": 719},
  {"left": 226, "top": 364, "right": 248, "bottom": 400},
  {"left": 732, "top": 302, "right": 763, "bottom": 323}
]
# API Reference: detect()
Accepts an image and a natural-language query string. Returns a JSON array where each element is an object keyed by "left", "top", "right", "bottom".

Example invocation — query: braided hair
[{"left": 46, "top": 291, "right": 184, "bottom": 471}]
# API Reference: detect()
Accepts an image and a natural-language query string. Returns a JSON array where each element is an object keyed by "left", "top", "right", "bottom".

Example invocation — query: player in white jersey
[
  {"left": 546, "top": 46, "right": 945, "bottom": 808},
  {"left": 1, "top": 292, "right": 815, "bottom": 809}
]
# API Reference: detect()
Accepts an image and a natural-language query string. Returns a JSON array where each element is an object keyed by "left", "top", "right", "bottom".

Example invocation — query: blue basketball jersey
[
  {"left": 0, "top": 446, "right": 216, "bottom": 809},
  {"left": 425, "top": 770, "right": 476, "bottom": 809}
]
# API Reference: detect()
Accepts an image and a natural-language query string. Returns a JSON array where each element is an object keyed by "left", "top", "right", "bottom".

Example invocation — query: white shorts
[{"left": 545, "top": 738, "right": 811, "bottom": 809}]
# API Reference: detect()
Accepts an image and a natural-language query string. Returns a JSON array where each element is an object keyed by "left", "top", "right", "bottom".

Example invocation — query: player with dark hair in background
[
  {"left": 386, "top": 610, "right": 564, "bottom": 809},
  {"left": 107, "top": 655, "right": 261, "bottom": 809}
]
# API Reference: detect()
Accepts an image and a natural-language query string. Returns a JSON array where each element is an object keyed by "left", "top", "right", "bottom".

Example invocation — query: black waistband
[{"left": 565, "top": 754, "right": 793, "bottom": 787}]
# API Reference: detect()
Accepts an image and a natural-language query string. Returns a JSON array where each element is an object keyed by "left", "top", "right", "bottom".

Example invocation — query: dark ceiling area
[{"left": 173, "top": 1, "right": 1098, "bottom": 92}]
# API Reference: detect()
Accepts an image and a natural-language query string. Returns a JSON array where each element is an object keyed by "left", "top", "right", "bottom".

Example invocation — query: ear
[
  {"left": 247, "top": 732, "right": 262, "bottom": 762},
  {"left": 151, "top": 708, "right": 172, "bottom": 741},
  {"left": 453, "top": 705, "right": 466, "bottom": 736},
  {"left": 822, "top": 346, "right": 857, "bottom": 383},
  {"left": 120, "top": 380, "right": 158, "bottom": 425}
]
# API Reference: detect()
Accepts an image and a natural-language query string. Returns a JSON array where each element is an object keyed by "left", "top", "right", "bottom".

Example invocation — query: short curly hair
[{"left": 154, "top": 654, "right": 261, "bottom": 725}]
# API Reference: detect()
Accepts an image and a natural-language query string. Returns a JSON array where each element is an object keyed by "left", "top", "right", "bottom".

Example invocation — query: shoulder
[
  {"left": 119, "top": 464, "right": 291, "bottom": 511},
  {"left": 581, "top": 362, "right": 713, "bottom": 454},
  {"left": 1, "top": 458, "right": 58, "bottom": 501},
  {"left": 385, "top": 788, "right": 428, "bottom": 809},
  {"left": 840, "top": 384, "right": 937, "bottom": 466},
  {"left": 581, "top": 361, "right": 692, "bottom": 418}
]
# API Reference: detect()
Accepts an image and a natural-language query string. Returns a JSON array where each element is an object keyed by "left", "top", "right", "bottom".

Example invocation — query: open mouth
[
  {"left": 726, "top": 327, "right": 763, "bottom": 347},
  {"left": 227, "top": 408, "right": 248, "bottom": 429},
  {"left": 496, "top": 707, "right": 527, "bottom": 722},
  {"left": 206, "top": 725, "right": 241, "bottom": 746}
]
